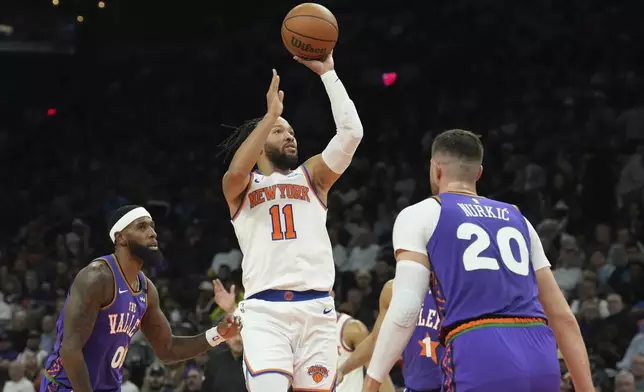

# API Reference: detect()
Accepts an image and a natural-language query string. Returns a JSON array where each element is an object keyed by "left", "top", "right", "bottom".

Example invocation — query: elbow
[
  {"left": 343, "top": 116, "right": 363, "bottom": 141},
  {"left": 547, "top": 307, "right": 578, "bottom": 329},
  {"left": 158, "top": 356, "right": 178, "bottom": 366},
  {"left": 59, "top": 345, "right": 79, "bottom": 362},
  {"left": 349, "top": 127, "right": 363, "bottom": 144}
]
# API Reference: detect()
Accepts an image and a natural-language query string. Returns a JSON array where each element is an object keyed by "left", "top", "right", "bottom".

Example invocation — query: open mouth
[
  {"left": 149, "top": 243, "right": 159, "bottom": 250},
  {"left": 284, "top": 144, "right": 296, "bottom": 153}
]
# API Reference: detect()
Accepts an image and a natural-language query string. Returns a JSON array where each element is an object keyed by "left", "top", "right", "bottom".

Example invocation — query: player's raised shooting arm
[
  {"left": 526, "top": 218, "right": 594, "bottom": 392},
  {"left": 141, "top": 279, "right": 239, "bottom": 364},
  {"left": 60, "top": 261, "right": 115, "bottom": 392},
  {"left": 223, "top": 70, "right": 283, "bottom": 206},
  {"left": 303, "top": 69, "right": 363, "bottom": 193}
]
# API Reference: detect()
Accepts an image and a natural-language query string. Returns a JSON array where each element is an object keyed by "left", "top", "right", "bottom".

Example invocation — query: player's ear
[
  {"left": 115, "top": 232, "right": 127, "bottom": 247},
  {"left": 476, "top": 165, "right": 483, "bottom": 181}
]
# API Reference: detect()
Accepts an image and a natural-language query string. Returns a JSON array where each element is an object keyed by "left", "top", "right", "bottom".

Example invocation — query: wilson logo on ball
[{"left": 290, "top": 37, "right": 328, "bottom": 55}]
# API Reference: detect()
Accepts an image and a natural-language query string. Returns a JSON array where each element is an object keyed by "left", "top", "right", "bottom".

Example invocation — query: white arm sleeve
[
  {"left": 366, "top": 261, "right": 430, "bottom": 382},
  {"left": 525, "top": 217, "right": 551, "bottom": 271},
  {"left": 320, "top": 70, "right": 364, "bottom": 174}
]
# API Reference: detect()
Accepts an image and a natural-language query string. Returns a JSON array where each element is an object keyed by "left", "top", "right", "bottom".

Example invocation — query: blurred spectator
[
  {"left": 0, "top": 294, "right": 12, "bottom": 326},
  {"left": 20, "top": 352, "right": 41, "bottom": 391},
  {"left": 346, "top": 229, "right": 380, "bottom": 272},
  {"left": 180, "top": 366, "right": 204, "bottom": 392},
  {"left": 6, "top": 312, "right": 28, "bottom": 353},
  {"left": 608, "top": 241, "right": 644, "bottom": 305},
  {"left": 553, "top": 243, "right": 583, "bottom": 293},
  {"left": 209, "top": 237, "right": 242, "bottom": 277},
  {"left": 140, "top": 363, "right": 171, "bottom": 392},
  {"left": 202, "top": 335, "right": 245, "bottom": 392},
  {"left": 614, "top": 371, "right": 637, "bottom": 392},
  {"left": 16, "top": 331, "right": 46, "bottom": 367},
  {"left": 0, "top": 331, "right": 19, "bottom": 371},
  {"left": 38, "top": 316, "right": 55, "bottom": 355},
  {"left": 2, "top": 361, "right": 34, "bottom": 392},
  {"left": 570, "top": 278, "right": 609, "bottom": 319},
  {"left": 122, "top": 367, "right": 141, "bottom": 392},
  {"left": 630, "top": 354, "right": 644, "bottom": 390}
]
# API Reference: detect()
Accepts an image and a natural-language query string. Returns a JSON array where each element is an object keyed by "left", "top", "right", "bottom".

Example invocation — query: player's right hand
[
  {"left": 216, "top": 314, "right": 242, "bottom": 340},
  {"left": 266, "top": 69, "right": 284, "bottom": 118}
]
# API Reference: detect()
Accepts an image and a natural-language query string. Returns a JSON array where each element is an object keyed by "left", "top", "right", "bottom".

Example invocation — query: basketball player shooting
[
  {"left": 363, "top": 130, "right": 594, "bottom": 392},
  {"left": 40, "top": 205, "right": 241, "bottom": 392},
  {"left": 220, "top": 53, "right": 363, "bottom": 392}
]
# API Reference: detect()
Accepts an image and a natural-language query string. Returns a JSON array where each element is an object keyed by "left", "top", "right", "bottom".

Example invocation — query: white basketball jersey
[
  {"left": 231, "top": 167, "right": 335, "bottom": 298},
  {"left": 336, "top": 313, "right": 364, "bottom": 392}
]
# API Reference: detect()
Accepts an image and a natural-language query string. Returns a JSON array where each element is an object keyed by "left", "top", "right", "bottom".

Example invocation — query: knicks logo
[{"left": 307, "top": 365, "right": 329, "bottom": 383}]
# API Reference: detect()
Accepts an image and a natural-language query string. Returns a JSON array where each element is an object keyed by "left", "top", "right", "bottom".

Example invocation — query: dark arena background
[{"left": 2, "top": 0, "right": 644, "bottom": 391}]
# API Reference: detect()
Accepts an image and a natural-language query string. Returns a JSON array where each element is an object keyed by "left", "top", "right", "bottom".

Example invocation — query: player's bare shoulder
[{"left": 71, "top": 259, "right": 115, "bottom": 308}]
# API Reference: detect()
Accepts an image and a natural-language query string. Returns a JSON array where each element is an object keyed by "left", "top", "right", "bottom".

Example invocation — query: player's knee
[
  {"left": 246, "top": 372, "right": 291, "bottom": 392},
  {"left": 388, "top": 288, "right": 424, "bottom": 328}
]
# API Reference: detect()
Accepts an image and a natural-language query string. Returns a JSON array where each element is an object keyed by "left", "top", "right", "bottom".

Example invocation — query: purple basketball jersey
[
  {"left": 42, "top": 254, "right": 147, "bottom": 392},
  {"left": 401, "top": 290, "right": 442, "bottom": 391},
  {"left": 426, "top": 193, "right": 546, "bottom": 335}
]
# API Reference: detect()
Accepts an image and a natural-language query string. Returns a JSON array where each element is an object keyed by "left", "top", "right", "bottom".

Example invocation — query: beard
[
  {"left": 129, "top": 242, "right": 164, "bottom": 265},
  {"left": 265, "top": 145, "right": 298, "bottom": 171}
]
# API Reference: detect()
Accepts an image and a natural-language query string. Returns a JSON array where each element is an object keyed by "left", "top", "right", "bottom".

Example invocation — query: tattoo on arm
[
  {"left": 59, "top": 261, "right": 114, "bottom": 392},
  {"left": 142, "top": 279, "right": 211, "bottom": 364}
]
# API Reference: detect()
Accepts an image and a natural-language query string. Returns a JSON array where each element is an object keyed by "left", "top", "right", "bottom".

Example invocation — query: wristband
[{"left": 205, "top": 327, "right": 225, "bottom": 347}]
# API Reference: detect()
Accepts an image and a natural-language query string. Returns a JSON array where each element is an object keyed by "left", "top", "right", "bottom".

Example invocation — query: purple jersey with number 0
[{"left": 42, "top": 254, "right": 147, "bottom": 392}]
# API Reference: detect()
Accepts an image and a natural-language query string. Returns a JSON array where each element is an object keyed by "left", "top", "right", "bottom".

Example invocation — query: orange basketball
[{"left": 281, "top": 3, "right": 338, "bottom": 60}]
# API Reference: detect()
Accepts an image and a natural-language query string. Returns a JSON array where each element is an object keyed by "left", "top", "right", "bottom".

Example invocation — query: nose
[
  {"left": 149, "top": 227, "right": 157, "bottom": 238},
  {"left": 285, "top": 134, "right": 295, "bottom": 143}
]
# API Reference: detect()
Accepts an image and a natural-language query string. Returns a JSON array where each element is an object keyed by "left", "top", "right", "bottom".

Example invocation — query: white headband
[{"left": 109, "top": 207, "right": 152, "bottom": 243}]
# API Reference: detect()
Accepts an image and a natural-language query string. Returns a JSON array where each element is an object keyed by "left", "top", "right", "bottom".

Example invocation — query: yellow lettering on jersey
[{"left": 108, "top": 313, "right": 142, "bottom": 337}]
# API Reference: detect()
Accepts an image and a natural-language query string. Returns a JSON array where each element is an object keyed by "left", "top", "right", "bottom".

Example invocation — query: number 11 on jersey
[{"left": 269, "top": 204, "right": 297, "bottom": 241}]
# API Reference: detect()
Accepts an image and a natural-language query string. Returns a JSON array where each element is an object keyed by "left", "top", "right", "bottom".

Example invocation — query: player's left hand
[
  {"left": 362, "top": 375, "right": 381, "bottom": 392},
  {"left": 293, "top": 51, "right": 334, "bottom": 76},
  {"left": 213, "top": 279, "right": 237, "bottom": 313},
  {"left": 216, "top": 314, "right": 242, "bottom": 340}
]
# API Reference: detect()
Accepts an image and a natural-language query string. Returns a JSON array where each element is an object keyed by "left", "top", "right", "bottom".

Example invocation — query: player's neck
[
  {"left": 256, "top": 162, "right": 291, "bottom": 175},
  {"left": 114, "top": 248, "right": 143, "bottom": 284},
  {"left": 440, "top": 182, "right": 478, "bottom": 196}
]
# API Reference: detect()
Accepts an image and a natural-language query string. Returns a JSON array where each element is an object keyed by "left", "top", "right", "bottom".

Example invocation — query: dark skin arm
[
  {"left": 141, "top": 279, "right": 240, "bottom": 364},
  {"left": 59, "top": 260, "right": 114, "bottom": 392},
  {"left": 141, "top": 279, "right": 211, "bottom": 364}
]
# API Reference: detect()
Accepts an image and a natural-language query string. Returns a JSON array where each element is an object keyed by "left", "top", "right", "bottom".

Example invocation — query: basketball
[{"left": 281, "top": 3, "right": 338, "bottom": 60}]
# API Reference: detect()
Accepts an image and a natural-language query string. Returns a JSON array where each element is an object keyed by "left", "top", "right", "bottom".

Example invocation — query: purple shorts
[{"left": 441, "top": 324, "right": 560, "bottom": 392}]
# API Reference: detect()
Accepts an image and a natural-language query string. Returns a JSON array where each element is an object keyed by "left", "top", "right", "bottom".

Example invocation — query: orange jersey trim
[{"left": 445, "top": 316, "right": 546, "bottom": 344}]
